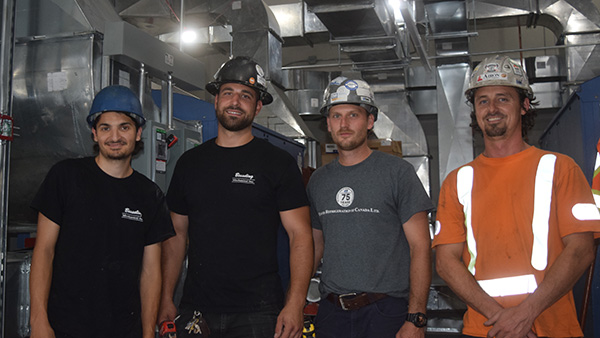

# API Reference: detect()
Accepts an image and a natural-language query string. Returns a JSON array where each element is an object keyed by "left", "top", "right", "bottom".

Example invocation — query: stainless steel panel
[
  {"left": 10, "top": 34, "right": 101, "bottom": 225},
  {"left": 436, "top": 63, "right": 473, "bottom": 181},
  {"left": 271, "top": 3, "right": 304, "bottom": 38},
  {"left": 408, "top": 89, "right": 438, "bottom": 115},
  {"left": 403, "top": 156, "right": 431, "bottom": 197},
  {"left": 372, "top": 92, "right": 428, "bottom": 157},
  {"left": 530, "top": 82, "right": 562, "bottom": 109},
  {"left": 425, "top": 1, "right": 467, "bottom": 34},
  {"left": 406, "top": 65, "right": 436, "bottom": 88},
  {"left": 15, "top": 0, "right": 121, "bottom": 38},
  {"left": 286, "top": 89, "right": 323, "bottom": 116},
  {"left": 253, "top": 82, "right": 316, "bottom": 139},
  {"left": 5, "top": 252, "right": 31, "bottom": 338}
]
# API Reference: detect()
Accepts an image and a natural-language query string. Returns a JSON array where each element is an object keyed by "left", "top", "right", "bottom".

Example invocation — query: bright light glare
[
  {"left": 181, "top": 30, "right": 198, "bottom": 43},
  {"left": 388, "top": 0, "right": 402, "bottom": 23}
]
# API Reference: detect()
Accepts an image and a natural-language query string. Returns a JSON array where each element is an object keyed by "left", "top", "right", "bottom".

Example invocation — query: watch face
[
  {"left": 415, "top": 313, "right": 427, "bottom": 327},
  {"left": 407, "top": 312, "right": 427, "bottom": 327}
]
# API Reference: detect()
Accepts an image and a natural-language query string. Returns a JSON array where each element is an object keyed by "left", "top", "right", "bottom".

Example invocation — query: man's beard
[
  {"left": 332, "top": 129, "right": 367, "bottom": 151},
  {"left": 217, "top": 106, "right": 254, "bottom": 132},
  {"left": 100, "top": 141, "right": 134, "bottom": 160},
  {"left": 482, "top": 113, "right": 507, "bottom": 137}
]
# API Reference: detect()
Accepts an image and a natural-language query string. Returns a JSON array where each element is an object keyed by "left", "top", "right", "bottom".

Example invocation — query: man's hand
[
  {"left": 395, "top": 322, "right": 425, "bottom": 338},
  {"left": 30, "top": 319, "right": 56, "bottom": 338},
  {"left": 274, "top": 303, "right": 303, "bottom": 338},
  {"left": 484, "top": 305, "right": 537, "bottom": 338},
  {"left": 157, "top": 298, "right": 178, "bottom": 325}
]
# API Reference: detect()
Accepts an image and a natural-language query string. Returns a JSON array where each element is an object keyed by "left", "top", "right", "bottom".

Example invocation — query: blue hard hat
[{"left": 87, "top": 85, "right": 145, "bottom": 127}]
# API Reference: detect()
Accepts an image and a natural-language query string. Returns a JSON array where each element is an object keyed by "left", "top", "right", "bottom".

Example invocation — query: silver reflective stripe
[
  {"left": 572, "top": 203, "right": 600, "bottom": 220},
  {"left": 456, "top": 166, "right": 476, "bottom": 275},
  {"left": 478, "top": 274, "right": 538, "bottom": 297},
  {"left": 531, "top": 154, "right": 556, "bottom": 271}
]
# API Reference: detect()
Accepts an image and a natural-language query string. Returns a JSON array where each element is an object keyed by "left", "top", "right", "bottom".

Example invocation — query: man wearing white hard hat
[
  {"left": 433, "top": 55, "right": 600, "bottom": 337},
  {"left": 307, "top": 76, "right": 434, "bottom": 337}
]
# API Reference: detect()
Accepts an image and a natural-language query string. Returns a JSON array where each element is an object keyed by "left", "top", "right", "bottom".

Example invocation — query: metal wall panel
[{"left": 10, "top": 34, "right": 101, "bottom": 226}]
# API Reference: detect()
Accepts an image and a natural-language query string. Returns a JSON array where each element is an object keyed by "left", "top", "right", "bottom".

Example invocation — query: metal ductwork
[
  {"left": 304, "top": 0, "right": 410, "bottom": 71},
  {"left": 471, "top": 0, "right": 600, "bottom": 84},
  {"left": 15, "top": 0, "right": 121, "bottom": 37}
]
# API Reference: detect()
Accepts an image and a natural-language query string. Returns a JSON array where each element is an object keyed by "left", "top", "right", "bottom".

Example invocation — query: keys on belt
[{"left": 326, "top": 292, "right": 388, "bottom": 311}]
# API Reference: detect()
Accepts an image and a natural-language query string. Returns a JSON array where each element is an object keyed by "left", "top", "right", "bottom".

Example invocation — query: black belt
[{"left": 326, "top": 292, "right": 388, "bottom": 311}]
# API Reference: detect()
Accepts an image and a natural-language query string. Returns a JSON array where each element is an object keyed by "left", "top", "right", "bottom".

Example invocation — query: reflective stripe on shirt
[
  {"left": 457, "top": 166, "right": 476, "bottom": 275},
  {"left": 531, "top": 154, "right": 556, "bottom": 271},
  {"left": 478, "top": 274, "right": 538, "bottom": 297}
]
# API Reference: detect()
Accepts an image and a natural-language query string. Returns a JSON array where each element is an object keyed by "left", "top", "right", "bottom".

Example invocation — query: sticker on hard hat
[
  {"left": 484, "top": 63, "right": 500, "bottom": 73},
  {"left": 511, "top": 64, "right": 523, "bottom": 76},
  {"left": 477, "top": 73, "right": 508, "bottom": 82},
  {"left": 335, "top": 86, "right": 350, "bottom": 97},
  {"left": 360, "top": 97, "right": 372, "bottom": 103},
  {"left": 255, "top": 65, "right": 265, "bottom": 77},
  {"left": 344, "top": 81, "right": 359, "bottom": 90},
  {"left": 356, "top": 88, "right": 371, "bottom": 97},
  {"left": 330, "top": 92, "right": 342, "bottom": 102},
  {"left": 249, "top": 77, "right": 256, "bottom": 84},
  {"left": 331, "top": 78, "right": 344, "bottom": 85}
]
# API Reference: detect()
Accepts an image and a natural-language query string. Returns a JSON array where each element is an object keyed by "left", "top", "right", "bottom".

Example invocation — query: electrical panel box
[
  {"left": 167, "top": 122, "right": 202, "bottom": 188},
  {"left": 132, "top": 120, "right": 168, "bottom": 191}
]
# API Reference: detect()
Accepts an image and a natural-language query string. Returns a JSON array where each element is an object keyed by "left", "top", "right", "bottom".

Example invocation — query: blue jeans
[
  {"left": 176, "top": 306, "right": 280, "bottom": 338},
  {"left": 314, "top": 295, "right": 408, "bottom": 338}
]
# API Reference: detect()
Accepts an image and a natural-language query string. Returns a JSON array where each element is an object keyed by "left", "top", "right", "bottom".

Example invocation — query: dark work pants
[{"left": 314, "top": 295, "right": 408, "bottom": 338}]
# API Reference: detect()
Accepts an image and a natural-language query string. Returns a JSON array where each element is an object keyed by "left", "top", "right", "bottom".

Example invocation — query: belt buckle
[{"left": 338, "top": 292, "right": 357, "bottom": 310}]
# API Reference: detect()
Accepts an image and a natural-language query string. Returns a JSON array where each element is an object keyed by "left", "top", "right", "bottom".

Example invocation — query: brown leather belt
[{"left": 326, "top": 292, "right": 388, "bottom": 311}]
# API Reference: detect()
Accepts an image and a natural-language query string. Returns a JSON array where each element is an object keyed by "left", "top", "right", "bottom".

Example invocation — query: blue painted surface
[{"left": 151, "top": 90, "right": 218, "bottom": 142}]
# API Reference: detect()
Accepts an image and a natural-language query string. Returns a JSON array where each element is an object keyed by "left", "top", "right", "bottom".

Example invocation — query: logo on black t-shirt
[
  {"left": 121, "top": 208, "right": 144, "bottom": 222},
  {"left": 232, "top": 172, "right": 255, "bottom": 185}
]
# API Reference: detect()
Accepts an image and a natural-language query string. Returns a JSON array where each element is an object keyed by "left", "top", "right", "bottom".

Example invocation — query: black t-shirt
[
  {"left": 31, "top": 157, "right": 174, "bottom": 338},
  {"left": 167, "top": 137, "right": 309, "bottom": 312}
]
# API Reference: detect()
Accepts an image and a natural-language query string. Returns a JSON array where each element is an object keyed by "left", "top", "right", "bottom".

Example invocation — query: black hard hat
[{"left": 206, "top": 56, "right": 273, "bottom": 105}]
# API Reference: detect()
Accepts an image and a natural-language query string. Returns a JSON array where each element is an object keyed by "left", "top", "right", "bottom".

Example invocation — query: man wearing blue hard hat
[{"left": 30, "top": 85, "right": 175, "bottom": 338}]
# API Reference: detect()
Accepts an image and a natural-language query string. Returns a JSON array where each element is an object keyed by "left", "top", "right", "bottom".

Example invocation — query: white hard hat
[
  {"left": 465, "top": 55, "right": 533, "bottom": 99},
  {"left": 320, "top": 76, "right": 379, "bottom": 121}
]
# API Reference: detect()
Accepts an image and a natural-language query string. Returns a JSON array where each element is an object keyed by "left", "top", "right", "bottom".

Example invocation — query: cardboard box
[{"left": 320, "top": 139, "right": 402, "bottom": 166}]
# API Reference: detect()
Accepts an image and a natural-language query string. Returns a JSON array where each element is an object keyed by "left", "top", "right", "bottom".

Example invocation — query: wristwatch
[{"left": 406, "top": 312, "right": 428, "bottom": 327}]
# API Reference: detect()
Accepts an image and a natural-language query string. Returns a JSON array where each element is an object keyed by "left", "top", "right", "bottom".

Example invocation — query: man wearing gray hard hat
[
  {"left": 433, "top": 55, "right": 600, "bottom": 337},
  {"left": 160, "top": 56, "right": 313, "bottom": 338},
  {"left": 30, "top": 85, "right": 174, "bottom": 338},
  {"left": 307, "top": 76, "right": 434, "bottom": 337}
]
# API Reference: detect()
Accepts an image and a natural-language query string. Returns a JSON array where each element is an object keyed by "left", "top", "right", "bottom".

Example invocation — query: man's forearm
[
  {"left": 141, "top": 244, "right": 162, "bottom": 338},
  {"left": 407, "top": 244, "right": 431, "bottom": 313},
  {"left": 520, "top": 232, "right": 595, "bottom": 317},
  {"left": 160, "top": 233, "right": 187, "bottom": 302},
  {"left": 435, "top": 243, "right": 503, "bottom": 319},
  {"left": 30, "top": 247, "right": 54, "bottom": 327},
  {"left": 286, "top": 231, "right": 314, "bottom": 306}
]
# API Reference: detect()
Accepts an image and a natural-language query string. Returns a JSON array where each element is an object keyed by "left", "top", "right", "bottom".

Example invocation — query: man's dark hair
[
  {"left": 91, "top": 112, "right": 144, "bottom": 155},
  {"left": 467, "top": 87, "right": 539, "bottom": 142}
]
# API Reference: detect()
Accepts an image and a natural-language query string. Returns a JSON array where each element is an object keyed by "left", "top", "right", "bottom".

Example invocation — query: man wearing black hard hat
[
  {"left": 160, "top": 56, "right": 313, "bottom": 338},
  {"left": 30, "top": 85, "right": 175, "bottom": 338}
]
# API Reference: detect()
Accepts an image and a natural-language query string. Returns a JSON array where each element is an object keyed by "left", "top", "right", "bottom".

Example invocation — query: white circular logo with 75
[{"left": 336, "top": 187, "right": 354, "bottom": 207}]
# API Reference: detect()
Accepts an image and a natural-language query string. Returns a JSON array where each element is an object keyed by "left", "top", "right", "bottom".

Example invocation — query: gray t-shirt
[{"left": 307, "top": 150, "right": 433, "bottom": 298}]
